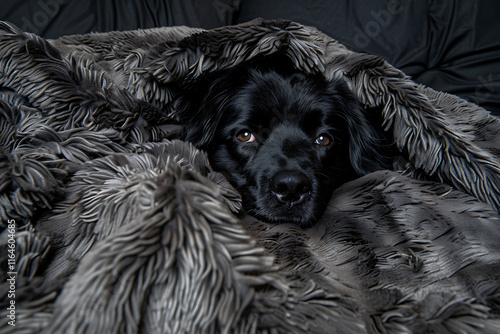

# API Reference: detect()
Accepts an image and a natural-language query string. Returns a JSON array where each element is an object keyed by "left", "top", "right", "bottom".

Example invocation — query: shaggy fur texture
[{"left": 0, "top": 19, "right": 500, "bottom": 333}]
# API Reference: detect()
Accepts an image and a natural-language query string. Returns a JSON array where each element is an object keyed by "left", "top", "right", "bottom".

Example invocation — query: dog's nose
[{"left": 270, "top": 171, "right": 312, "bottom": 207}]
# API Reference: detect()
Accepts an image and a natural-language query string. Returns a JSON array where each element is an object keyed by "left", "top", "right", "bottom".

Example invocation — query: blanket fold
[{"left": 1, "top": 19, "right": 499, "bottom": 333}]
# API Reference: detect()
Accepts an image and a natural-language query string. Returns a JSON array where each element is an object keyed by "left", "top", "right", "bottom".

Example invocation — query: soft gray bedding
[{"left": 1, "top": 19, "right": 499, "bottom": 333}]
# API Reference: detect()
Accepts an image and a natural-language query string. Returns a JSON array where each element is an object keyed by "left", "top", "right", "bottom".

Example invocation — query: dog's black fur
[{"left": 176, "top": 58, "right": 388, "bottom": 226}]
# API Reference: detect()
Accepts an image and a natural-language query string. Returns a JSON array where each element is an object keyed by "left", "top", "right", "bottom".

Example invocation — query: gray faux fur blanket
[{"left": 1, "top": 19, "right": 500, "bottom": 333}]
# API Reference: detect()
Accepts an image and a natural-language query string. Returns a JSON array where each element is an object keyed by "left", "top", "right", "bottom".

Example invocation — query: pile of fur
[{"left": 0, "top": 19, "right": 499, "bottom": 333}]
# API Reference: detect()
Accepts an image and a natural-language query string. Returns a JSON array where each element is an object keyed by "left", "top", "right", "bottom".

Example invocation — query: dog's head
[{"left": 176, "top": 61, "right": 387, "bottom": 226}]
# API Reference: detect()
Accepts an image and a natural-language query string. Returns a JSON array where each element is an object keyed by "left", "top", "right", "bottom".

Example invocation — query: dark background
[{"left": 2, "top": 0, "right": 499, "bottom": 116}]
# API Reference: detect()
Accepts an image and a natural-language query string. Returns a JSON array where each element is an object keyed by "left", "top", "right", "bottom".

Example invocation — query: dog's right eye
[
  {"left": 237, "top": 131, "right": 256, "bottom": 143},
  {"left": 315, "top": 134, "right": 331, "bottom": 146}
]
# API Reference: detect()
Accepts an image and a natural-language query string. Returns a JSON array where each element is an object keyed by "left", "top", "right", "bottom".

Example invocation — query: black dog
[{"left": 176, "top": 59, "right": 387, "bottom": 226}]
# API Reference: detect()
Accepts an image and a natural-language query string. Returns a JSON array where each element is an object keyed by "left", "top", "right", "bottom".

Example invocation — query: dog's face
[{"left": 177, "top": 63, "right": 386, "bottom": 226}]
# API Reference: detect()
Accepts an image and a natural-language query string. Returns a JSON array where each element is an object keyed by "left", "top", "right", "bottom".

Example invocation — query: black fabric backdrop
[
  {"left": 237, "top": 0, "right": 500, "bottom": 116},
  {"left": 1, "top": 0, "right": 499, "bottom": 116}
]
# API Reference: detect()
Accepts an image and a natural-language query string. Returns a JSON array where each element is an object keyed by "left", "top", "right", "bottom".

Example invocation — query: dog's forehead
[
  {"left": 225, "top": 69, "right": 349, "bottom": 136},
  {"left": 239, "top": 94, "right": 333, "bottom": 132},
  {"left": 259, "top": 106, "right": 322, "bottom": 126}
]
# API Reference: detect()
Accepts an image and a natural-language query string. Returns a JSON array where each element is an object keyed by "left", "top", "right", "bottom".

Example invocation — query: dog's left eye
[
  {"left": 315, "top": 134, "right": 331, "bottom": 146},
  {"left": 237, "top": 131, "right": 256, "bottom": 143}
]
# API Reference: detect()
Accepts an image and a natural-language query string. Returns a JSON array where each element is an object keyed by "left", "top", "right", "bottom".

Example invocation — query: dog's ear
[
  {"left": 347, "top": 104, "right": 390, "bottom": 175},
  {"left": 328, "top": 81, "right": 390, "bottom": 175},
  {"left": 175, "top": 73, "right": 237, "bottom": 148}
]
